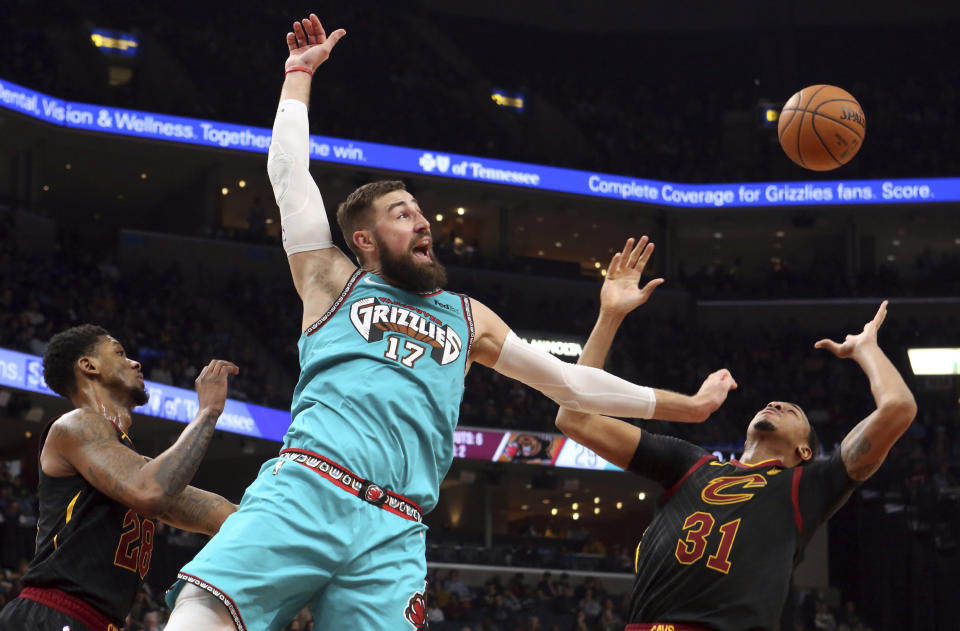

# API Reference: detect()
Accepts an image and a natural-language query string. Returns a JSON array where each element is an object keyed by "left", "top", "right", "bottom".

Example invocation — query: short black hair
[
  {"left": 43, "top": 324, "right": 110, "bottom": 398},
  {"left": 801, "top": 418, "right": 820, "bottom": 467}
]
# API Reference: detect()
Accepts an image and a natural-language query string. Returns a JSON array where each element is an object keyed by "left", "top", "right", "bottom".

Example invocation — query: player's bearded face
[
  {"left": 375, "top": 231, "right": 447, "bottom": 293},
  {"left": 749, "top": 402, "right": 806, "bottom": 440},
  {"left": 130, "top": 381, "right": 149, "bottom": 406},
  {"left": 100, "top": 339, "right": 149, "bottom": 407}
]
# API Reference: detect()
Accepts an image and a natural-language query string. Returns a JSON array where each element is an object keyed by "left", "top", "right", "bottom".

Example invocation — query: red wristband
[{"left": 285, "top": 66, "right": 314, "bottom": 77}]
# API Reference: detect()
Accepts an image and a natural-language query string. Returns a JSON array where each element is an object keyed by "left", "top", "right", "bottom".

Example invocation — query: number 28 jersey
[
  {"left": 23, "top": 418, "right": 155, "bottom": 626},
  {"left": 627, "top": 434, "right": 858, "bottom": 631},
  {"left": 286, "top": 270, "right": 475, "bottom": 515}
]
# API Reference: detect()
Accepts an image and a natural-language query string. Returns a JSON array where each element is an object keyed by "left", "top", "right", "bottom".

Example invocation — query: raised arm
[
  {"left": 815, "top": 301, "right": 917, "bottom": 481},
  {"left": 44, "top": 360, "right": 238, "bottom": 521},
  {"left": 549, "top": 238, "right": 735, "bottom": 466},
  {"left": 267, "top": 13, "right": 356, "bottom": 330},
  {"left": 468, "top": 238, "right": 736, "bottom": 459}
]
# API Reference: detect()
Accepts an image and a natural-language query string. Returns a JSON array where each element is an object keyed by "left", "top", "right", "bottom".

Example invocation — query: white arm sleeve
[
  {"left": 492, "top": 331, "right": 656, "bottom": 418},
  {"left": 267, "top": 99, "right": 334, "bottom": 256}
]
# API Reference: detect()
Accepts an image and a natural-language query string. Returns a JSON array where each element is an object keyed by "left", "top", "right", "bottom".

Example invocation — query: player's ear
[
  {"left": 76, "top": 355, "right": 101, "bottom": 379},
  {"left": 796, "top": 443, "right": 812, "bottom": 463},
  {"left": 353, "top": 229, "right": 376, "bottom": 255}
]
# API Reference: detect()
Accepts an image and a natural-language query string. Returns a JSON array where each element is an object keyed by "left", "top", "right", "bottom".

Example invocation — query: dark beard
[
  {"left": 378, "top": 240, "right": 447, "bottom": 293},
  {"left": 753, "top": 418, "right": 776, "bottom": 432},
  {"left": 131, "top": 385, "right": 149, "bottom": 407}
]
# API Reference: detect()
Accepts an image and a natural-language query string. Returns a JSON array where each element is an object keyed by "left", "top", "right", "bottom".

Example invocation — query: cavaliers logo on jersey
[
  {"left": 700, "top": 474, "right": 767, "bottom": 505},
  {"left": 350, "top": 297, "right": 463, "bottom": 366}
]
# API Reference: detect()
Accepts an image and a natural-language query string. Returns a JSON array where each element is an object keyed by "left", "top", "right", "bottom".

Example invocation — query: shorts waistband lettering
[{"left": 279, "top": 448, "right": 423, "bottom": 522}]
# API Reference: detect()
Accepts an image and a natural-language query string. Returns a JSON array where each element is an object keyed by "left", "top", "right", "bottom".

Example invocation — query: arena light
[
  {"left": 491, "top": 89, "right": 525, "bottom": 111},
  {"left": 90, "top": 29, "right": 139, "bottom": 57},
  {"left": 908, "top": 348, "right": 960, "bottom": 375},
  {"left": 758, "top": 102, "right": 780, "bottom": 127}
]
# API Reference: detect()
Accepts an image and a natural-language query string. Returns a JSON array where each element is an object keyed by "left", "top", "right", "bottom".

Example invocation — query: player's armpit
[
  {"left": 290, "top": 249, "right": 358, "bottom": 330},
  {"left": 555, "top": 408, "right": 642, "bottom": 470},
  {"left": 158, "top": 486, "right": 237, "bottom": 536},
  {"left": 46, "top": 412, "right": 172, "bottom": 517}
]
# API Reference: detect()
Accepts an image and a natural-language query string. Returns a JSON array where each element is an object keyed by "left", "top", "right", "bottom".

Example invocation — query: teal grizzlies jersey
[{"left": 286, "top": 270, "right": 475, "bottom": 514}]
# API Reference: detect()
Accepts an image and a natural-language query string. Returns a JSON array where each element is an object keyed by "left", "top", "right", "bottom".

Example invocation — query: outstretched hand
[
  {"left": 285, "top": 13, "right": 345, "bottom": 72},
  {"left": 694, "top": 369, "right": 738, "bottom": 421},
  {"left": 814, "top": 300, "right": 888, "bottom": 359},
  {"left": 195, "top": 359, "right": 240, "bottom": 416},
  {"left": 599, "top": 236, "right": 665, "bottom": 317}
]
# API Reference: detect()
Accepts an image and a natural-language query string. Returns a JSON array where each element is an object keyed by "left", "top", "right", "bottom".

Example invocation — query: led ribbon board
[
  {"left": 1, "top": 346, "right": 748, "bottom": 470},
  {"left": 2, "top": 77, "right": 958, "bottom": 208}
]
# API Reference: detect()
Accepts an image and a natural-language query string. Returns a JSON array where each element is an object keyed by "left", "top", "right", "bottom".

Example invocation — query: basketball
[{"left": 777, "top": 84, "right": 866, "bottom": 171}]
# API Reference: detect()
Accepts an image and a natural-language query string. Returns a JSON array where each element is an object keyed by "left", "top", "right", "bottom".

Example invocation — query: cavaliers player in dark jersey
[
  {"left": 0, "top": 324, "right": 239, "bottom": 631},
  {"left": 555, "top": 238, "right": 917, "bottom": 631}
]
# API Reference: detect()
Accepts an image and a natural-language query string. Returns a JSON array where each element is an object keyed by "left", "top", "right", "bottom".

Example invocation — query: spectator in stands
[
  {"left": 446, "top": 569, "right": 471, "bottom": 600},
  {"left": 536, "top": 571, "right": 556, "bottom": 602}
]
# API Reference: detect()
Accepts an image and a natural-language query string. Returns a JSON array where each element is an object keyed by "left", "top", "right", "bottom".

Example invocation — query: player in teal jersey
[{"left": 164, "top": 14, "right": 738, "bottom": 631}]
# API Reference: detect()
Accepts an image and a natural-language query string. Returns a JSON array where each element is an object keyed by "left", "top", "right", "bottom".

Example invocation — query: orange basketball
[{"left": 777, "top": 85, "right": 866, "bottom": 171}]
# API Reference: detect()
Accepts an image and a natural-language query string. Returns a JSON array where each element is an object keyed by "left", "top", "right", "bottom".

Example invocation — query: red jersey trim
[
  {"left": 791, "top": 466, "right": 804, "bottom": 533},
  {"left": 661, "top": 454, "right": 714, "bottom": 502},
  {"left": 304, "top": 269, "right": 365, "bottom": 336},
  {"left": 177, "top": 572, "right": 247, "bottom": 631},
  {"left": 18, "top": 587, "right": 120, "bottom": 630}
]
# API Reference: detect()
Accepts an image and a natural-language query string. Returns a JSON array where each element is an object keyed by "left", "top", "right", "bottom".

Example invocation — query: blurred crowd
[{"left": 1, "top": 2, "right": 958, "bottom": 183}]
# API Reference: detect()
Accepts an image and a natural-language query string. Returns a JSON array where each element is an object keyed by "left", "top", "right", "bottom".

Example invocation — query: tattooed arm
[
  {"left": 815, "top": 302, "right": 917, "bottom": 481},
  {"left": 158, "top": 486, "right": 237, "bottom": 535},
  {"left": 44, "top": 360, "right": 238, "bottom": 519}
]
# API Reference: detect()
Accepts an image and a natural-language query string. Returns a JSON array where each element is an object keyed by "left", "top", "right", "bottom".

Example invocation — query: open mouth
[{"left": 412, "top": 242, "right": 431, "bottom": 263}]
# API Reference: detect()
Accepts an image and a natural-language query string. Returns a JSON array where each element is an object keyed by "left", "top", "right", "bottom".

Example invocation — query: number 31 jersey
[
  {"left": 286, "top": 270, "right": 475, "bottom": 515},
  {"left": 627, "top": 435, "right": 858, "bottom": 631}
]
